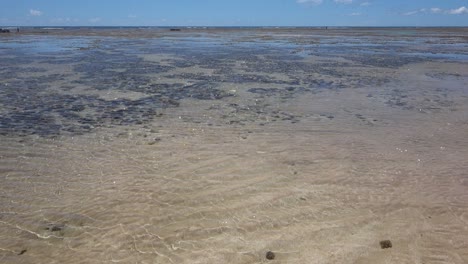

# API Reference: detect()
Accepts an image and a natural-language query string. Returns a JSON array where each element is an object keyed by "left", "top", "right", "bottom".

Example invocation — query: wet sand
[{"left": 1, "top": 28, "right": 468, "bottom": 263}]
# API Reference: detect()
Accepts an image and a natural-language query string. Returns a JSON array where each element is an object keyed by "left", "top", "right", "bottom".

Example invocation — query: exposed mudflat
[{"left": 1, "top": 28, "right": 468, "bottom": 263}]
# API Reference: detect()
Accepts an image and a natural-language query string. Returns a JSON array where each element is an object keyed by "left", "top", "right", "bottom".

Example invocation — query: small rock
[
  {"left": 18, "top": 249, "right": 27, "bottom": 255},
  {"left": 380, "top": 240, "right": 392, "bottom": 249},
  {"left": 148, "top": 138, "right": 162, "bottom": 145},
  {"left": 45, "top": 223, "right": 65, "bottom": 232},
  {"left": 51, "top": 226, "right": 62, "bottom": 232},
  {"left": 266, "top": 251, "right": 275, "bottom": 260}
]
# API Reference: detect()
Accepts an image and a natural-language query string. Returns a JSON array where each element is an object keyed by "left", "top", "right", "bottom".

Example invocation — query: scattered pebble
[
  {"left": 380, "top": 240, "right": 392, "bottom": 249},
  {"left": 266, "top": 251, "right": 275, "bottom": 260}
]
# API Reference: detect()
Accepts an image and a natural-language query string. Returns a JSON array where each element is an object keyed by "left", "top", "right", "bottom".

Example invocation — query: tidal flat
[{"left": 0, "top": 27, "right": 467, "bottom": 263}]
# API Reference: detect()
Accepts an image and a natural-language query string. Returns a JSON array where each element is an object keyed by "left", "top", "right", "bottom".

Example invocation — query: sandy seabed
[{"left": 0, "top": 28, "right": 468, "bottom": 263}]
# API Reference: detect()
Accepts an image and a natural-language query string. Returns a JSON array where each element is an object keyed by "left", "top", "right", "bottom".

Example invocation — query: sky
[{"left": 0, "top": 0, "right": 467, "bottom": 27}]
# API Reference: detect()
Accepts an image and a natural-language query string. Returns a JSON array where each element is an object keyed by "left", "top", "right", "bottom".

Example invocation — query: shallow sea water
[{"left": 1, "top": 28, "right": 468, "bottom": 263}]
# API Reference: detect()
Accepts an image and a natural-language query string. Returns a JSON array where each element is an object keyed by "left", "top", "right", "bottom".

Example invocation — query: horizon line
[{"left": 2, "top": 25, "right": 468, "bottom": 28}]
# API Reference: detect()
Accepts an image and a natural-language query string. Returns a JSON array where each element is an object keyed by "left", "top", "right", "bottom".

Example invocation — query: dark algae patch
[
  {"left": 380, "top": 240, "right": 393, "bottom": 249},
  {"left": 0, "top": 91, "right": 180, "bottom": 137},
  {"left": 0, "top": 39, "right": 232, "bottom": 137},
  {"left": 0, "top": 30, "right": 463, "bottom": 137}
]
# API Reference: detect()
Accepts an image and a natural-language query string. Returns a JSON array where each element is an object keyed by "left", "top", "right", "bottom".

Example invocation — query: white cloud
[
  {"left": 128, "top": 14, "right": 137, "bottom": 18},
  {"left": 334, "top": 0, "right": 353, "bottom": 4},
  {"left": 349, "top": 12, "right": 361, "bottom": 16},
  {"left": 88, "top": 17, "right": 101, "bottom": 23},
  {"left": 360, "top": 2, "right": 370, "bottom": 6},
  {"left": 448, "top": 6, "right": 468, "bottom": 15},
  {"left": 403, "top": 8, "right": 428, "bottom": 16},
  {"left": 403, "top": 10, "right": 420, "bottom": 16},
  {"left": 297, "top": 0, "right": 323, "bottom": 5},
  {"left": 29, "top": 9, "right": 43, "bottom": 16},
  {"left": 403, "top": 6, "right": 468, "bottom": 16}
]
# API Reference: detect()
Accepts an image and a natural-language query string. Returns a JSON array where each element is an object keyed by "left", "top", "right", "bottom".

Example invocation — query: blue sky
[{"left": 1, "top": 0, "right": 467, "bottom": 27}]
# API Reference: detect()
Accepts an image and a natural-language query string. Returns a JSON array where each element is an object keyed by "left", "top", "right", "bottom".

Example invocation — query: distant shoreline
[
  {"left": 1, "top": 26, "right": 467, "bottom": 39},
  {"left": 2, "top": 26, "right": 468, "bottom": 29}
]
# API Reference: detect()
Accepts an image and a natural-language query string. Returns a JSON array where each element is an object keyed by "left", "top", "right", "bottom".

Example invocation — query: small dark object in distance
[
  {"left": 0, "top": 28, "right": 11, "bottom": 33},
  {"left": 50, "top": 226, "right": 62, "bottom": 232},
  {"left": 45, "top": 223, "right": 64, "bottom": 232},
  {"left": 170, "top": 28, "right": 181, "bottom": 31},
  {"left": 266, "top": 251, "right": 275, "bottom": 260},
  {"left": 18, "top": 249, "right": 27, "bottom": 255},
  {"left": 380, "top": 240, "right": 392, "bottom": 249}
]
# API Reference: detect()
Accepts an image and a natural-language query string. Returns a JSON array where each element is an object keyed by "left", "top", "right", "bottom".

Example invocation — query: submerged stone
[
  {"left": 45, "top": 223, "right": 65, "bottom": 232},
  {"left": 380, "top": 240, "right": 392, "bottom": 249},
  {"left": 266, "top": 251, "right": 275, "bottom": 260}
]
